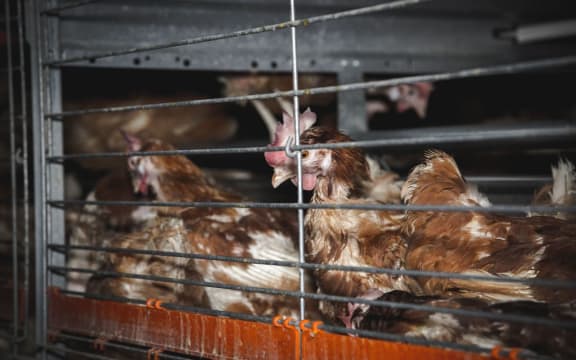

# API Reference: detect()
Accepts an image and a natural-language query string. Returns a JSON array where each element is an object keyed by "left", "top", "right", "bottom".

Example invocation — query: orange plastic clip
[
  {"left": 146, "top": 298, "right": 156, "bottom": 308},
  {"left": 310, "top": 321, "right": 324, "bottom": 336},
  {"left": 93, "top": 337, "right": 107, "bottom": 351},
  {"left": 154, "top": 300, "right": 165, "bottom": 310},
  {"left": 145, "top": 298, "right": 165, "bottom": 310},
  {"left": 299, "top": 319, "right": 311, "bottom": 332},
  {"left": 146, "top": 347, "right": 163, "bottom": 360},
  {"left": 272, "top": 315, "right": 284, "bottom": 327}
]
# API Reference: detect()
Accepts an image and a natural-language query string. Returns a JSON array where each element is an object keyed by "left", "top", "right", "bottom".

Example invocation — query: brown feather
[
  {"left": 402, "top": 150, "right": 576, "bottom": 302},
  {"left": 287, "top": 127, "right": 422, "bottom": 322},
  {"left": 91, "top": 136, "right": 319, "bottom": 318}
]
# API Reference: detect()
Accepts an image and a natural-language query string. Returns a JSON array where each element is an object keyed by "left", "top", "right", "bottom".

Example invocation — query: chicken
[
  {"left": 265, "top": 108, "right": 403, "bottom": 204},
  {"left": 368, "top": 82, "right": 434, "bottom": 119},
  {"left": 220, "top": 74, "right": 336, "bottom": 114},
  {"left": 89, "top": 132, "right": 317, "bottom": 318},
  {"left": 265, "top": 110, "right": 419, "bottom": 322},
  {"left": 343, "top": 289, "right": 576, "bottom": 359},
  {"left": 66, "top": 169, "right": 156, "bottom": 292},
  {"left": 401, "top": 150, "right": 576, "bottom": 302},
  {"left": 532, "top": 158, "right": 576, "bottom": 221},
  {"left": 64, "top": 94, "right": 238, "bottom": 172}
]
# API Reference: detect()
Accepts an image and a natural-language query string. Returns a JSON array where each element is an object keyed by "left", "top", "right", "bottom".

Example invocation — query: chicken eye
[{"left": 301, "top": 150, "right": 309, "bottom": 158}]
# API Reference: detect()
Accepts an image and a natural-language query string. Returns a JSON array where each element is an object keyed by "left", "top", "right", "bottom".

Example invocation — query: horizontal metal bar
[
  {"left": 466, "top": 176, "right": 551, "bottom": 185},
  {"left": 49, "top": 144, "right": 274, "bottom": 161},
  {"left": 60, "top": 289, "right": 272, "bottom": 324},
  {"left": 49, "top": 267, "right": 576, "bottom": 329},
  {"left": 50, "top": 265, "right": 306, "bottom": 299},
  {"left": 47, "top": 122, "right": 576, "bottom": 163},
  {"left": 45, "top": 55, "right": 576, "bottom": 118},
  {"left": 52, "top": 333, "right": 198, "bottom": 360},
  {"left": 48, "top": 244, "right": 576, "bottom": 289},
  {"left": 49, "top": 199, "right": 576, "bottom": 216},
  {"left": 321, "top": 325, "right": 541, "bottom": 360},
  {"left": 45, "top": 345, "right": 118, "bottom": 360},
  {"left": 48, "top": 121, "right": 576, "bottom": 163},
  {"left": 41, "top": 0, "right": 101, "bottom": 15},
  {"left": 349, "top": 122, "right": 576, "bottom": 147},
  {"left": 43, "top": 0, "right": 429, "bottom": 66}
]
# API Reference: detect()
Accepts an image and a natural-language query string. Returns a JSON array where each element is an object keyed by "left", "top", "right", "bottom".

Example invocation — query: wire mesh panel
[
  {"left": 19, "top": 0, "right": 576, "bottom": 359},
  {"left": 1, "top": 0, "right": 33, "bottom": 358}
]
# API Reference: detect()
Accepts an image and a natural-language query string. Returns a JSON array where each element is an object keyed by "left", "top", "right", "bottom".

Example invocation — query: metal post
[
  {"left": 16, "top": 0, "right": 32, "bottom": 346},
  {"left": 289, "top": 1, "right": 305, "bottom": 359},
  {"left": 4, "top": 0, "right": 20, "bottom": 353},
  {"left": 25, "top": 0, "right": 47, "bottom": 358},
  {"left": 44, "top": 0, "right": 66, "bottom": 292}
]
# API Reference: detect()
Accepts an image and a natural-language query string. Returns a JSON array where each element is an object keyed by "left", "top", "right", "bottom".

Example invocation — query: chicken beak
[
  {"left": 271, "top": 167, "right": 296, "bottom": 188},
  {"left": 133, "top": 173, "right": 149, "bottom": 196}
]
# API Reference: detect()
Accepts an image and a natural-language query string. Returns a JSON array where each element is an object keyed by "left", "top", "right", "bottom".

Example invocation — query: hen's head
[
  {"left": 267, "top": 125, "right": 369, "bottom": 199},
  {"left": 264, "top": 108, "right": 317, "bottom": 168},
  {"left": 122, "top": 130, "right": 200, "bottom": 197},
  {"left": 122, "top": 130, "right": 162, "bottom": 196}
]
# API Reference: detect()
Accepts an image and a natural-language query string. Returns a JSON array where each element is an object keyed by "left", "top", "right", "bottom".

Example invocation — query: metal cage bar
[
  {"left": 42, "top": 0, "right": 431, "bottom": 66},
  {"left": 24, "top": 1, "right": 49, "bottom": 358},
  {"left": 4, "top": 0, "right": 20, "bottom": 351},
  {"left": 2, "top": 0, "right": 32, "bottom": 356}
]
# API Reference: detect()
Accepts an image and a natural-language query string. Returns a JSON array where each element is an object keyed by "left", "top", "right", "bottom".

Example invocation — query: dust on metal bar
[
  {"left": 43, "top": 0, "right": 429, "bottom": 66},
  {"left": 47, "top": 198, "right": 576, "bottom": 216},
  {"left": 45, "top": 56, "right": 576, "bottom": 118},
  {"left": 48, "top": 244, "right": 576, "bottom": 290}
]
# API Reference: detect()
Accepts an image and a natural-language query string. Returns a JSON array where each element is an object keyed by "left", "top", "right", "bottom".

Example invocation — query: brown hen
[
  {"left": 265, "top": 111, "right": 418, "bottom": 323},
  {"left": 402, "top": 150, "right": 576, "bottom": 302},
  {"left": 89, "top": 133, "right": 317, "bottom": 318}
]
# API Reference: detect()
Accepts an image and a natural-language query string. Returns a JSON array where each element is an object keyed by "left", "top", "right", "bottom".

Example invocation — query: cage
[{"left": 1, "top": 0, "right": 576, "bottom": 359}]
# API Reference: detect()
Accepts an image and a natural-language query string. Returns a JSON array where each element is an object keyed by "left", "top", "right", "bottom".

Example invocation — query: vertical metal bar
[
  {"left": 44, "top": 0, "right": 67, "bottom": 292},
  {"left": 25, "top": 0, "right": 47, "bottom": 358},
  {"left": 17, "top": 0, "right": 31, "bottom": 344},
  {"left": 337, "top": 69, "right": 367, "bottom": 133},
  {"left": 5, "top": 0, "right": 20, "bottom": 351},
  {"left": 289, "top": 0, "right": 306, "bottom": 325}
]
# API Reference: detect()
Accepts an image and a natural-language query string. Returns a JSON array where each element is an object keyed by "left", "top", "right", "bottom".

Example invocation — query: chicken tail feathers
[{"left": 401, "top": 150, "right": 466, "bottom": 205}]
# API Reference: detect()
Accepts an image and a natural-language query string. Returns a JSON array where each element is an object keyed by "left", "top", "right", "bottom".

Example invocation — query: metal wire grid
[
  {"left": 22, "top": 0, "right": 576, "bottom": 359},
  {"left": 2, "top": 0, "right": 31, "bottom": 356}
]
